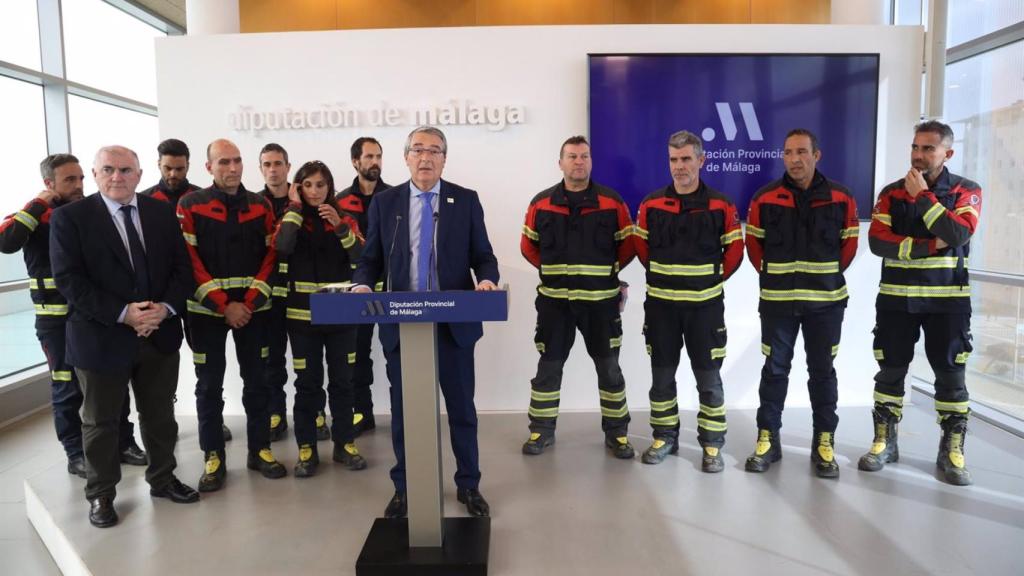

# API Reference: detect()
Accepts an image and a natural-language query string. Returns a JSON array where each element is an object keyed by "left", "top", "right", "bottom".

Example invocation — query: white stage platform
[{"left": 25, "top": 409, "right": 1024, "bottom": 576}]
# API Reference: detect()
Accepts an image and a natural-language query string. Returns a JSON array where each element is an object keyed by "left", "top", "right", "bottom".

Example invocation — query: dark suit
[
  {"left": 50, "top": 192, "right": 192, "bottom": 500},
  {"left": 353, "top": 179, "right": 499, "bottom": 490}
]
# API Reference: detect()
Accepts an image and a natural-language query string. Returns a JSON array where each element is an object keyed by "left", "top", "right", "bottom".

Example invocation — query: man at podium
[{"left": 352, "top": 126, "right": 499, "bottom": 519}]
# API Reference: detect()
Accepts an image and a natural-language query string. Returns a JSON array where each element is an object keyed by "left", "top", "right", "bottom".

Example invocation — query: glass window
[
  {"left": 69, "top": 95, "right": 159, "bottom": 182},
  {"left": 948, "top": 0, "right": 1024, "bottom": 47},
  {"left": 0, "top": 76, "right": 48, "bottom": 231},
  {"left": 0, "top": 0, "right": 41, "bottom": 71},
  {"left": 895, "top": 0, "right": 923, "bottom": 26},
  {"left": 62, "top": 0, "right": 163, "bottom": 105}
]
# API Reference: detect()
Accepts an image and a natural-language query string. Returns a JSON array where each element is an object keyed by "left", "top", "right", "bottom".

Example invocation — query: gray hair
[
  {"left": 94, "top": 145, "right": 140, "bottom": 168},
  {"left": 915, "top": 120, "right": 955, "bottom": 147},
  {"left": 668, "top": 130, "right": 704, "bottom": 157},
  {"left": 404, "top": 126, "right": 447, "bottom": 156},
  {"left": 40, "top": 153, "right": 80, "bottom": 181}
]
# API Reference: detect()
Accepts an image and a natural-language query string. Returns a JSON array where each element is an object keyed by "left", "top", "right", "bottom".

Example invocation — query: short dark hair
[
  {"left": 350, "top": 137, "right": 382, "bottom": 161},
  {"left": 914, "top": 120, "right": 955, "bottom": 147},
  {"left": 40, "top": 153, "right": 80, "bottom": 181},
  {"left": 293, "top": 160, "right": 335, "bottom": 204},
  {"left": 785, "top": 128, "right": 820, "bottom": 153},
  {"left": 559, "top": 135, "right": 590, "bottom": 158},
  {"left": 157, "top": 138, "right": 190, "bottom": 160},
  {"left": 260, "top": 142, "right": 289, "bottom": 165}
]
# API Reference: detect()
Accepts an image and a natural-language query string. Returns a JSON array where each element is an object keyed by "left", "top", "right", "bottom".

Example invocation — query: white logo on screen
[{"left": 702, "top": 103, "right": 763, "bottom": 142}]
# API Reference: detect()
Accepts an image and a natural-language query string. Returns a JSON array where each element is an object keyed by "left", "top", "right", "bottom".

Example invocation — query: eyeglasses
[{"left": 408, "top": 147, "right": 445, "bottom": 158}]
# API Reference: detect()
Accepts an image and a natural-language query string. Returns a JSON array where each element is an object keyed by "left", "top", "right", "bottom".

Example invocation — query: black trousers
[
  {"left": 352, "top": 322, "right": 377, "bottom": 417},
  {"left": 527, "top": 295, "right": 629, "bottom": 436},
  {"left": 643, "top": 298, "right": 728, "bottom": 447},
  {"left": 38, "top": 324, "right": 135, "bottom": 459},
  {"left": 190, "top": 312, "right": 271, "bottom": 453},
  {"left": 77, "top": 339, "right": 179, "bottom": 501},
  {"left": 872, "top": 310, "right": 971, "bottom": 420},
  {"left": 757, "top": 306, "right": 844, "bottom": 434},
  {"left": 265, "top": 298, "right": 290, "bottom": 418},
  {"left": 287, "top": 324, "right": 357, "bottom": 446}
]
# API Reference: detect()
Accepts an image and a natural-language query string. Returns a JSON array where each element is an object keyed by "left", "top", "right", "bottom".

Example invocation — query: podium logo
[
  {"left": 701, "top": 103, "right": 763, "bottom": 142},
  {"left": 361, "top": 300, "right": 386, "bottom": 316}
]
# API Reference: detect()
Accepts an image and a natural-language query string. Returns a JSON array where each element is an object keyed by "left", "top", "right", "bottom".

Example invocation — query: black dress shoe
[
  {"left": 120, "top": 441, "right": 148, "bottom": 466},
  {"left": 150, "top": 477, "right": 200, "bottom": 503},
  {"left": 384, "top": 491, "right": 407, "bottom": 519},
  {"left": 222, "top": 423, "right": 233, "bottom": 441},
  {"left": 89, "top": 497, "right": 118, "bottom": 528},
  {"left": 67, "top": 456, "right": 87, "bottom": 479},
  {"left": 457, "top": 488, "right": 490, "bottom": 517}
]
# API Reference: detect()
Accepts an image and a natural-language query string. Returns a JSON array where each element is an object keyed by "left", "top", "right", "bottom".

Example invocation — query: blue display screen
[{"left": 588, "top": 54, "right": 879, "bottom": 219}]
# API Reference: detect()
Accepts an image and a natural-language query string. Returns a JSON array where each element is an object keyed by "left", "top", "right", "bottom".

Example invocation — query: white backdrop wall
[{"left": 155, "top": 24, "right": 923, "bottom": 418}]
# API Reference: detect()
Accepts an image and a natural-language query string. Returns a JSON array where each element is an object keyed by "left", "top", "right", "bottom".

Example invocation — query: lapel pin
[{"left": 447, "top": 197, "right": 455, "bottom": 203}]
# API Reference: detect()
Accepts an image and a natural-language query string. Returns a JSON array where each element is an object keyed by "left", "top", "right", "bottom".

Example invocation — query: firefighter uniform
[
  {"left": 177, "top": 185, "right": 277, "bottom": 463},
  {"left": 273, "top": 196, "right": 365, "bottom": 474},
  {"left": 744, "top": 170, "right": 859, "bottom": 475},
  {"left": 634, "top": 182, "right": 744, "bottom": 464},
  {"left": 520, "top": 181, "right": 635, "bottom": 454},
  {"left": 260, "top": 188, "right": 293, "bottom": 440},
  {"left": 863, "top": 167, "right": 981, "bottom": 485},
  {"left": 336, "top": 176, "right": 389, "bottom": 432},
  {"left": 0, "top": 198, "right": 138, "bottom": 469},
  {"left": 140, "top": 178, "right": 201, "bottom": 206}
]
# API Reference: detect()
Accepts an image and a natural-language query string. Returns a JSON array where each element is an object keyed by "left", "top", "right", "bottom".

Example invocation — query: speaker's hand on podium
[
  {"left": 475, "top": 280, "right": 497, "bottom": 291},
  {"left": 352, "top": 285, "right": 372, "bottom": 293}
]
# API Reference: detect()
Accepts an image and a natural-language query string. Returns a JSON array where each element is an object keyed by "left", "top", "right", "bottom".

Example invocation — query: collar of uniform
[
  {"left": 664, "top": 180, "right": 709, "bottom": 205},
  {"left": 783, "top": 170, "right": 830, "bottom": 201},
  {"left": 212, "top": 183, "right": 252, "bottom": 211},
  {"left": 551, "top": 180, "right": 597, "bottom": 207},
  {"left": 160, "top": 178, "right": 191, "bottom": 194},
  {"left": 928, "top": 167, "right": 952, "bottom": 196}
]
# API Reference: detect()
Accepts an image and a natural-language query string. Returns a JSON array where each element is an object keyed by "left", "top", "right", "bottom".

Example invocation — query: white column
[
  {"left": 186, "top": 0, "right": 240, "bottom": 35},
  {"left": 831, "top": 0, "right": 889, "bottom": 25}
]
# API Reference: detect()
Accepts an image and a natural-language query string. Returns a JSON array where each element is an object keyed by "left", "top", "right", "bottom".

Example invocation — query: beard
[{"left": 360, "top": 165, "right": 381, "bottom": 181}]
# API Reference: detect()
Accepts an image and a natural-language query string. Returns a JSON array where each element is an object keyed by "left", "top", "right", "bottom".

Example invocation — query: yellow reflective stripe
[
  {"left": 650, "top": 415, "right": 680, "bottom": 426},
  {"left": 831, "top": 344, "right": 840, "bottom": 356},
  {"left": 540, "top": 264, "right": 614, "bottom": 276},
  {"left": 282, "top": 211, "right": 303, "bottom": 226},
  {"left": 645, "top": 344, "right": 652, "bottom": 356},
  {"left": 260, "top": 346, "right": 269, "bottom": 359},
  {"left": 286, "top": 307, "right": 312, "bottom": 321},
  {"left": 882, "top": 256, "right": 964, "bottom": 270},
  {"left": 650, "top": 398, "right": 677, "bottom": 411},
  {"left": 195, "top": 279, "right": 220, "bottom": 302},
  {"left": 272, "top": 286, "right": 289, "bottom": 297},
  {"left": 521, "top": 225, "right": 539, "bottom": 241},
  {"left": 873, "top": 391, "right": 904, "bottom": 405},
  {"left": 765, "top": 260, "right": 840, "bottom": 274},
  {"left": 922, "top": 202, "right": 945, "bottom": 228},
  {"left": 192, "top": 352, "right": 206, "bottom": 365},
  {"left": 840, "top": 226, "right": 859, "bottom": 239},
  {"left": 872, "top": 213, "right": 892, "bottom": 226},
  {"left": 761, "top": 343, "right": 771, "bottom": 356},
  {"left": 34, "top": 304, "right": 69, "bottom": 315},
  {"left": 278, "top": 262, "right": 289, "bottom": 273},
  {"left": 51, "top": 370, "right": 72, "bottom": 382},
  {"left": 955, "top": 351, "right": 970, "bottom": 364},
  {"left": 598, "top": 389, "right": 627, "bottom": 402},
  {"left": 537, "top": 286, "right": 620, "bottom": 301},
  {"left": 535, "top": 342, "right": 546, "bottom": 353},
  {"left": 710, "top": 347, "right": 727, "bottom": 360},
  {"left": 634, "top": 225, "right": 649, "bottom": 240},
  {"left": 878, "top": 284, "right": 971, "bottom": 298},
  {"left": 759, "top": 286, "right": 848, "bottom": 302},
  {"left": 28, "top": 278, "right": 58, "bottom": 289},
  {"left": 720, "top": 229, "right": 742, "bottom": 244},
  {"left": 348, "top": 352, "right": 357, "bottom": 364},
  {"left": 649, "top": 261, "right": 715, "bottom": 276},
  {"left": 699, "top": 404, "right": 726, "bottom": 417},
  {"left": 614, "top": 226, "right": 632, "bottom": 241},
  {"left": 697, "top": 418, "right": 728, "bottom": 432},
  {"left": 373, "top": 281, "right": 384, "bottom": 291},
  {"left": 528, "top": 406, "right": 559, "bottom": 418},
  {"left": 186, "top": 299, "right": 223, "bottom": 317},
  {"left": 182, "top": 232, "right": 198, "bottom": 246},
  {"left": 251, "top": 279, "right": 272, "bottom": 297},
  {"left": 955, "top": 206, "right": 979, "bottom": 219},
  {"left": 873, "top": 349, "right": 884, "bottom": 360},
  {"left": 340, "top": 230, "right": 356, "bottom": 249},
  {"left": 646, "top": 283, "right": 724, "bottom": 302},
  {"left": 898, "top": 237, "right": 914, "bottom": 260},
  {"left": 292, "top": 281, "right": 340, "bottom": 294},
  {"left": 609, "top": 336, "right": 622, "bottom": 348},
  {"left": 601, "top": 405, "right": 629, "bottom": 418},
  {"left": 13, "top": 211, "right": 39, "bottom": 231},
  {"left": 745, "top": 224, "right": 765, "bottom": 238},
  {"left": 293, "top": 358, "right": 307, "bottom": 370},
  {"left": 265, "top": 234, "right": 273, "bottom": 246},
  {"left": 934, "top": 400, "right": 969, "bottom": 413},
  {"left": 531, "top": 389, "right": 560, "bottom": 401}
]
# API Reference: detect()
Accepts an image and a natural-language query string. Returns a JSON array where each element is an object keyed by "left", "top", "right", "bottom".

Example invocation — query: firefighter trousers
[{"left": 288, "top": 324, "right": 357, "bottom": 446}]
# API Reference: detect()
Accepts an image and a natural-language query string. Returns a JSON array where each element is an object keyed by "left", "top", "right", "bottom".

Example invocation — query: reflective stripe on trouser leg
[
  {"left": 528, "top": 360, "right": 564, "bottom": 433},
  {"left": 190, "top": 315, "right": 230, "bottom": 452},
  {"left": 695, "top": 369, "right": 726, "bottom": 447},
  {"left": 649, "top": 368, "right": 679, "bottom": 438},
  {"left": 644, "top": 298, "right": 682, "bottom": 438},
  {"left": 756, "top": 314, "right": 798, "bottom": 432},
  {"left": 802, "top": 307, "right": 843, "bottom": 434},
  {"left": 288, "top": 327, "right": 326, "bottom": 446},
  {"left": 934, "top": 370, "right": 969, "bottom": 422},
  {"left": 595, "top": 355, "right": 629, "bottom": 435},
  {"left": 323, "top": 327, "right": 357, "bottom": 444}
]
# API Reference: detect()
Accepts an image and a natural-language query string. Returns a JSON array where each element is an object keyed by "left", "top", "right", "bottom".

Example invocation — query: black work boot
[
  {"left": 605, "top": 435, "right": 635, "bottom": 459},
  {"left": 701, "top": 445, "right": 725, "bottom": 473},
  {"left": 811, "top": 430, "right": 840, "bottom": 478},
  {"left": 522, "top": 432, "right": 555, "bottom": 455},
  {"left": 858, "top": 408, "right": 899, "bottom": 471},
  {"left": 937, "top": 417, "right": 973, "bottom": 486},
  {"left": 198, "top": 450, "right": 226, "bottom": 492},
  {"left": 641, "top": 437, "right": 678, "bottom": 464},
  {"left": 745, "top": 429, "right": 781, "bottom": 472},
  {"left": 294, "top": 444, "right": 319, "bottom": 478},
  {"left": 315, "top": 411, "right": 330, "bottom": 441},
  {"left": 269, "top": 413, "right": 288, "bottom": 442}
]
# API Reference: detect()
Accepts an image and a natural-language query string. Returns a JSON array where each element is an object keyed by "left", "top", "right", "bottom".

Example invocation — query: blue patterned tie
[{"left": 416, "top": 191, "right": 435, "bottom": 291}]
